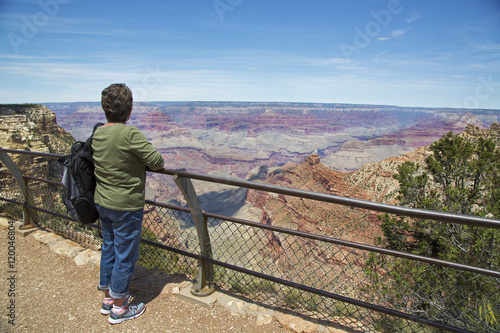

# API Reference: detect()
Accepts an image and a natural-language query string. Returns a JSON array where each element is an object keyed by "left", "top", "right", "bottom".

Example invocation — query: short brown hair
[{"left": 101, "top": 83, "right": 133, "bottom": 122}]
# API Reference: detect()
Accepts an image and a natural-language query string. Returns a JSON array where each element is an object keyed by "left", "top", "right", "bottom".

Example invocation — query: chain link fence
[
  {"left": 139, "top": 202, "right": 198, "bottom": 278},
  {"left": 1, "top": 148, "right": 499, "bottom": 333}
]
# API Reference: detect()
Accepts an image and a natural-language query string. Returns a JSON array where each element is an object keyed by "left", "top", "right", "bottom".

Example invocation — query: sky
[{"left": 0, "top": 0, "right": 499, "bottom": 109}]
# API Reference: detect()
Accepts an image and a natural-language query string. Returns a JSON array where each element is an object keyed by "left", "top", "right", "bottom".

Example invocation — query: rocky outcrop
[
  {"left": 462, "top": 121, "right": 500, "bottom": 141},
  {"left": 305, "top": 154, "right": 320, "bottom": 165},
  {"left": 141, "top": 109, "right": 176, "bottom": 131},
  {"left": 0, "top": 104, "right": 75, "bottom": 219},
  {"left": 0, "top": 104, "right": 74, "bottom": 178},
  {"left": 0, "top": 104, "right": 74, "bottom": 151}
]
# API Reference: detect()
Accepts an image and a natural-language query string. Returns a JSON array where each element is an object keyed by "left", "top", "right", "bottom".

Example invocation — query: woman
[{"left": 92, "top": 83, "right": 164, "bottom": 324}]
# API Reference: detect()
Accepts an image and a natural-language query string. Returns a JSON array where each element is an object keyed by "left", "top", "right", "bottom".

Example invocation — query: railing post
[
  {"left": 0, "top": 148, "right": 33, "bottom": 228},
  {"left": 173, "top": 169, "right": 215, "bottom": 296}
]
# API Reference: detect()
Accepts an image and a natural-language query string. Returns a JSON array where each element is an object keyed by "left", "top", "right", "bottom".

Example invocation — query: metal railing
[{"left": 1, "top": 148, "right": 499, "bottom": 333}]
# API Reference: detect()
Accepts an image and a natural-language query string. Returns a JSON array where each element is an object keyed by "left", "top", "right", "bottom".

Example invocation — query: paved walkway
[{"left": 0, "top": 217, "right": 349, "bottom": 333}]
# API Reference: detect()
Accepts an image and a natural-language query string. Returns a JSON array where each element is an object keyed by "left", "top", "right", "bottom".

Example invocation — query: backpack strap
[
  {"left": 93, "top": 122, "right": 104, "bottom": 134},
  {"left": 90, "top": 123, "right": 105, "bottom": 235},
  {"left": 85, "top": 123, "right": 104, "bottom": 151}
]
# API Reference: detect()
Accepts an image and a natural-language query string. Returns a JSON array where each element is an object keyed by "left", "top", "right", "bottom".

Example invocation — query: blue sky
[{"left": 1, "top": 0, "right": 499, "bottom": 109}]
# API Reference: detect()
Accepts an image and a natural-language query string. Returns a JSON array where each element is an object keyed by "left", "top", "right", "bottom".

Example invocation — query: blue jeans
[{"left": 96, "top": 204, "right": 144, "bottom": 299}]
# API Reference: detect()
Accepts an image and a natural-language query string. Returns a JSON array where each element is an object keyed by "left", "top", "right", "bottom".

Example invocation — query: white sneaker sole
[{"left": 108, "top": 305, "right": 146, "bottom": 324}]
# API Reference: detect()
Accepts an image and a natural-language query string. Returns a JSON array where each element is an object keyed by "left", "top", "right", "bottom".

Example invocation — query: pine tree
[{"left": 365, "top": 131, "right": 500, "bottom": 332}]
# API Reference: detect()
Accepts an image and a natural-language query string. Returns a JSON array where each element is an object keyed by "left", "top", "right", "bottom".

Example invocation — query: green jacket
[{"left": 92, "top": 124, "right": 164, "bottom": 211}]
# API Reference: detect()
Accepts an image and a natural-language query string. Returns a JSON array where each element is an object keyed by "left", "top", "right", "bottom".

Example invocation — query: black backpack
[{"left": 58, "top": 123, "right": 103, "bottom": 224}]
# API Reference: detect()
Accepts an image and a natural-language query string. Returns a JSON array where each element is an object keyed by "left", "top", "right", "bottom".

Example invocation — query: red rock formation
[{"left": 141, "top": 109, "right": 174, "bottom": 131}]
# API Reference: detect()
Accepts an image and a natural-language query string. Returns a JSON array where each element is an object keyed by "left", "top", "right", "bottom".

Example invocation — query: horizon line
[{"left": 1, "top": 101, "right": 500, "bottom": 112}]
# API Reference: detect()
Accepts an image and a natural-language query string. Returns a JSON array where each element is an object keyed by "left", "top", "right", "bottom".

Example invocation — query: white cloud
[
  {"left": 406, "top": 11, "right": 422, "bottom": 24},
  {"left": 391, "top": 28, "right": 411, "bottom": 38},
  {"left": 313, "top": 57, "right": 352, "bottom": 67}
]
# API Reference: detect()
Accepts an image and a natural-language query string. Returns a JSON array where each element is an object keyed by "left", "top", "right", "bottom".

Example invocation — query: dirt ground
[{"left": 0, "top": 224, "right": 290, "bottom": 333}]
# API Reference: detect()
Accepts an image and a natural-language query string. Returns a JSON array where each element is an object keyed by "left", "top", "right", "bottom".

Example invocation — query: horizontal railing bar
[
  {"left": 0, "top": 148, "right": 62, "bottom": 160},
  {"left": 145, "top": 199, "right": 191, "bottom": 213},
  {"left": 0, "top": 197, "right": 102, "bottom": 231},
  {"left": 0, "top": 197, "right": 23, "bottom": 206},
  {"left": 23, "top": 175, "right": 62, "bottom": 186},
  {"left": 0, "top": 195, "right": 90, "bottom": 225},
  {"left": 24, "top": 203, "right": 80, "bottom": 223},
  {"left": 1, "top": 170, "right": 62, "bottom": 187},
  {"left": 205, "top": 212, "right": 500, "bottom": 278},
  {"left": 161, "top": 168, "right": 500, "bottom": 229},
  {"left": 202, "top": 255, "right": 472, "bottom": 333},
  {"left": 140, "top": 238, "right": 199, "bottom": 260}
]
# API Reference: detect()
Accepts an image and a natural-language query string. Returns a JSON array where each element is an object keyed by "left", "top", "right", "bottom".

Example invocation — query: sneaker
[
  {"left": 108, "top": 303, "right": 146, "bottom": 324},
  {"left": 101, "top": 292, "right": 132, "bottom": 315}
]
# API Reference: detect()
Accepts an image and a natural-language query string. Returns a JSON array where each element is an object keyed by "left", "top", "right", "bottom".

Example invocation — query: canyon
[{"left": 45, "top": 102, "right": 499, "bottom": 175}]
